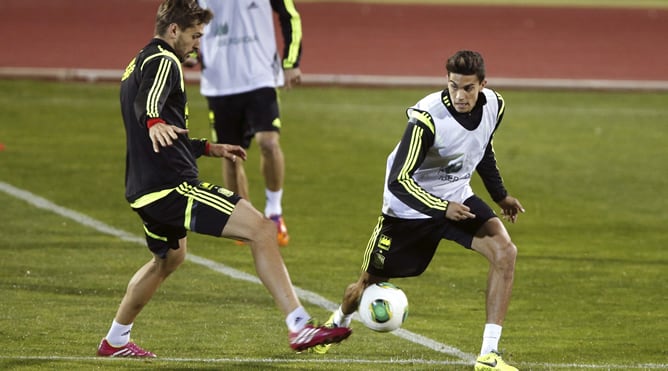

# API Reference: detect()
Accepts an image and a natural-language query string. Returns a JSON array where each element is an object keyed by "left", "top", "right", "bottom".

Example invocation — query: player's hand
[
  {"left": 283, "top": 67, "right": 302, "bottom": 89},
  {"left": 445, "top": 201, "right": 476, "bottom": 221},
  {"left": 148, "top": 123, "right": 188, "bottom": 153},
  {"left": 207, "top": 143, "right": 247, "bottom": 162},
  {"left": 497, "top": 195, "right": 525, "bottom": 223}
]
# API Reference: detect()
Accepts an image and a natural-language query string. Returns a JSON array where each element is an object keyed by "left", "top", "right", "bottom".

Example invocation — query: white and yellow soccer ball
[{"left": 358, "top": 282, "right": 408, "bottom": 332}]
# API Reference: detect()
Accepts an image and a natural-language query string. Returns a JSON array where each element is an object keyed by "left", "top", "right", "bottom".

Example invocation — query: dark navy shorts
[
  {"left": 206, "top": 87, "right": 280, "bottom": 149},
  {"left": 132, "top": 181, "right": 242, "bottom": 258},
  {"left": 362, "top": 195, "right": 497, "bottom": 278}
]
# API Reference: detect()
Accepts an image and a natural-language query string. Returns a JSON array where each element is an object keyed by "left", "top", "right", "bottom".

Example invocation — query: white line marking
[
  {"left": 3, "top": 182, "right": 667, "bottom": 370},
  {"left": 0, "top": 355, "right": 666, "bottom": 370},
  {"left": 0, "top": 355, "right": 471, "bottom": 366},
  {"left": 0, "top": 181, "right": 474, "bottom": 363}
]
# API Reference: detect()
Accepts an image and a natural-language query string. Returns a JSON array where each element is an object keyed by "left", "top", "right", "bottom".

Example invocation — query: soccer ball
[{"left": 358, "top": 282, "right": 408, "bottom": 332}]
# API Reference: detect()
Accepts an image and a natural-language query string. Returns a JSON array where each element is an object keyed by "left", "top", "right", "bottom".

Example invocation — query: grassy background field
[{"left": 0, "top": 79, "right": 666, "bottom": 370}]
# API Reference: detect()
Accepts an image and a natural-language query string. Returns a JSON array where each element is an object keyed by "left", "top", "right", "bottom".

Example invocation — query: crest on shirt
[
  {"left": 443, "top": 153, "right": 464, "bottom": 173},
  {"left": 378, "top": 234, "right": 391, "bottom": 251},
  {"left": 212, "top": 23, "right": 229, "bottom": 37}
]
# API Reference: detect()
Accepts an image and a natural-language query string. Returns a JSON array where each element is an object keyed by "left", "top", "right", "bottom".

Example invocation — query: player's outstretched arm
[{"left": 206, "top": 143, "right": 247, "bottom": 162}]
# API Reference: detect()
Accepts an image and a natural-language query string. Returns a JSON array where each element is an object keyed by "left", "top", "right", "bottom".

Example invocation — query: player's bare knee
[
  {"left": 257, "top": 135, "right": 280, "bottom": 155},
  {"left": 259, "top": 144, "right": 280, "bottom": 159},
  {"left": 493, "top": 239, "right": 517, "bottom": 271},
  {"left": 159, "top": 247, "right": 186, "bottom": 275},
  {"left": 247, "top": 217, "right": 278, "bottom": 247}
]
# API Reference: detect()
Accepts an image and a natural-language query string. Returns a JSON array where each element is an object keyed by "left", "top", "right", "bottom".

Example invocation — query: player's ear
[
  {"left": 480, "top": 79, "right": 487, "bottom": 89},
  {"left": 167, "top": 23, "right": 179, "bottom": 39}
]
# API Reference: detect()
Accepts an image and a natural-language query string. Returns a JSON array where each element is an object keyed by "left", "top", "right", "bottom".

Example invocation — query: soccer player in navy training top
[
  {"left": 314, "top": 50, "right": 523, "bottom": 371},
  {"left": 96, "top": 0, "right": 350, "bottom": 357}
]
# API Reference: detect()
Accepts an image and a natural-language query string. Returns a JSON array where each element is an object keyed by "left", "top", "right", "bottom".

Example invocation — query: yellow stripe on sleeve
[
  {"left": 496, "top": 92, "right": 505, "bottom": 121},
  {"left": 146, "top": 58, "right": 171, "bottom": 118},
  {"left": 396, "top": 125, "right": 448, "bottom": 211},
  {"left": 282, "top": 0, "right": 302, "bottom": 68},
  {"left": 409, "top": 110, "right": 435, "bottom": 134}
]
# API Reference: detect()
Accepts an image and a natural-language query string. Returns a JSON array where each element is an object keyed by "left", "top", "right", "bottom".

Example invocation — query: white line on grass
[
  {"left": 0, "top": 181, "right": 473, "bottom": 364},
  {"left": 3, "top": 181, "right": 668, "bottom": 370},
  {"left": 0, "top": 356, "right": 666, "bottom": 370},
  {"left": 0, "top": 355, "right": 472, "bottom": 366}
]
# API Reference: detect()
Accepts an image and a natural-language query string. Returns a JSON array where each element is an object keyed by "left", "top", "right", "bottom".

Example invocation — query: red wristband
[
  {"left": 147, "top": 118, "right": 166, "bottom": 129},
  {"left": 204, "top": 141, "right": 211, "bottom": 156}
]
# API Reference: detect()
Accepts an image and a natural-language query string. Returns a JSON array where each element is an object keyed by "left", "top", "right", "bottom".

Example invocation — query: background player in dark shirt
[{"left": 97, "top": 0, "right": 350, "bottom": 358}]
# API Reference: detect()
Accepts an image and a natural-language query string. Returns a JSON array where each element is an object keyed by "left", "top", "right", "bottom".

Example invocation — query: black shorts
[
  {"left": 132, "top": 181, "right": 242, "bottom": 258},
  {"left": 206, "top": 87, "right": 280, "bottom": 149},
  {"left": 362, "top": 195, "right": 497, "bottom": 278}
]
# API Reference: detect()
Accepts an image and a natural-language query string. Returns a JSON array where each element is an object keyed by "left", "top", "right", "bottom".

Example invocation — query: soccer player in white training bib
[
  {"left": 192, "top": 0, "right": 304, "bottom": 247},
  {"left": 314, "top": 50, "right": 524, "bottom": 371}
]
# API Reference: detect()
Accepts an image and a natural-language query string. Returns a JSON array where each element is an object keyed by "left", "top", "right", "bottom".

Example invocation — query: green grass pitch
[{"left": 0, "top": 80, "right": 666, "bottom": 370}]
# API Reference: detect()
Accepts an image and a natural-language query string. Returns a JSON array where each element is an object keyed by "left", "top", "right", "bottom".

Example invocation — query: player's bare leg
[
  {"left": 115, "top": 240, "right": 187, "bottom": 325},
  {"left": 98, "top": 241, "right": 187, "bottom": 357},
  {"left": 255, "top": 131, "right": 284, "bottom": 193},
  {"left": 471, "top": 217, "right": 518, "bottom": 371},
  {"left": 222, "top": 157, "right": 250, "bottom": 200},
  {"left": 222, "top": 199, "right": 297, "bottom": 313},
  {"left": 222, "top": 199, "right": 352, "bottom": 350},
  {"left": 341, "top": 272, "right": 387, "bottom": 315},
  {"left": 311, "top": 272, "right": 385, "bottom": 354},
  {"left": 471, "top": 218, "right": 517, "bottom": 326},
  {"left": 255, "top": 131, "right": 289, "bottom": 246}
]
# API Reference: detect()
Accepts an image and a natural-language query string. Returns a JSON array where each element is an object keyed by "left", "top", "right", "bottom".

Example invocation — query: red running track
[{"left": 1, "top": 0, "right": 666, "bottom": 82}]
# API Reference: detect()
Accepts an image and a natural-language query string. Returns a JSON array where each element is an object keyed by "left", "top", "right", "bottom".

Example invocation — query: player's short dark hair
[
  {"left": 154, "top": 0, "right": 213, "bottom": 36},
  {"left": 446, "top": 50, "right": 486, "bottom": 82}
]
